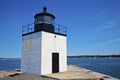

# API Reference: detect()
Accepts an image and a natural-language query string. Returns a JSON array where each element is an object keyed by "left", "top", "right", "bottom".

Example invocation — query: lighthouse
[{"left": 21, "top": 7, "right": 67, "bottom": 75}]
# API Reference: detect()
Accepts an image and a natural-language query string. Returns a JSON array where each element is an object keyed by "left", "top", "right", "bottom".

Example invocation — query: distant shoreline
[
  {"left": 0, "top": 58, "right": 5, "bottom": 60},
  {"left": 67, "top": 55, "right": 120, "bottom": 58},
  {"left": 0, "top": 55, "right": 120, "bottom": 59},
  {"left": 0, "top": 58, "right": 19, "bottom": 60}
]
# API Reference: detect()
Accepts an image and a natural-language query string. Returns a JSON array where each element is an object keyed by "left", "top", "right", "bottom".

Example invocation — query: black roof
[{"left": 34, "top": 7, "right": 55, "bottom": 19}]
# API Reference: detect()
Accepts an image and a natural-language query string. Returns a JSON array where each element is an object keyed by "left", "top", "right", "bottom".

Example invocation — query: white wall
[
  {"left": 21, "top": 32, "right": 42, "bottom": 75},
  {"left": 21, "top": 31, "right": 67, "bottom": 75},
  {"left": 41, "top": 31, "right": 67, "bottom": 75}
]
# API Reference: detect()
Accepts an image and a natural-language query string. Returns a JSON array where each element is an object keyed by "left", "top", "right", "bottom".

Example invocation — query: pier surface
[
  {"left": 45, "top": 65, "right": 118, "bottom": 80},
  {"left": 0, "top": 65, "right": 119, "bottom": 80}
]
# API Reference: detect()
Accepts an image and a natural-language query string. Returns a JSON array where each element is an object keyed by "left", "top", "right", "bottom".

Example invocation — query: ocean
[
  {"left": 0, "top": 58, "right": 120, "bottom": 79},
  {"left": 68, "top": 58, "right": 120, "bottom": 79}
]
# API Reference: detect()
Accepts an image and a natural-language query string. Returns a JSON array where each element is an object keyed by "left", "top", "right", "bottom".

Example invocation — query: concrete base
[
  {"left": 44, "top": 65, "right": 119, "bottom": 80},
  {"left": 0, "top": 65, "right": 119, "bottom": 80}
]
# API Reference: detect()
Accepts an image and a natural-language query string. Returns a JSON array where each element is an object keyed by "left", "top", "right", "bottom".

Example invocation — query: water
[
  {"left": 0, "top": 59, "right": 20, "bottom": 71},
  {"left": 0, "top": 58, "right": 120, "bottom": 79},
  {"left": 68, "top": 58, "right": 120, "bottom": 79}
]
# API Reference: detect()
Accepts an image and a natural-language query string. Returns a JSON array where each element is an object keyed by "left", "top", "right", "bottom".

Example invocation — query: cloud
[
  {"left": 89, "top": 20, "right": 116, "bottom": 32},
  {"left": 104, "top": 21, "right": 116, "bottom": 25},
  {"left": 96, "top": 38, "right": 120, "bottom": 47},
  {"left": 95, "top": 21, "right": 115, "bottom": 30},
  {"left": 91, "top": 9, "right": 106, "bottom": 20}
]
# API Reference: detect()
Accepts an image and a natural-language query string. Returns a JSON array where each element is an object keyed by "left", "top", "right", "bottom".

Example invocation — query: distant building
[{"left": 21, "top": 7, "right": 67, "bottom": 75}]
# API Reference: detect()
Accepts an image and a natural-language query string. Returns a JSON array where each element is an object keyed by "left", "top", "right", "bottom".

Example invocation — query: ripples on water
[
  {"left": 0, "top": 58, "right": 120, "bottom": 79},
  {"left": 68, "top": 58, "right": 120, "bottom": 79},
  {"left": 0, "top": 59, "right": 20, "bottom": 71}
]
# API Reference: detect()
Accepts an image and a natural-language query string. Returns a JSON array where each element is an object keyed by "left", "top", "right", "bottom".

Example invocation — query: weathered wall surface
[
  {"left": 21, "top": 32, "right": 41, "bottom": 75},
  {"left": 21, "top": 31, "right": 67, "bottom": 75}
]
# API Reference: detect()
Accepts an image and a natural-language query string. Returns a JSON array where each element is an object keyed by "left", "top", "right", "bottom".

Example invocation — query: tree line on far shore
[{"left": 67, "top": 54, "right": 120, "bottom": 58}]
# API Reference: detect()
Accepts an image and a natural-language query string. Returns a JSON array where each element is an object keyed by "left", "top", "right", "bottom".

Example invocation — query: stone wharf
[{"left": 21, "top": 7, "right": 67, "bottom": 75}]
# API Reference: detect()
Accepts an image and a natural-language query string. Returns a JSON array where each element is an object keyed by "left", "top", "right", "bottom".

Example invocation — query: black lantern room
[{"left": 34, "top": 7, "right": 55, "bottom": 33}]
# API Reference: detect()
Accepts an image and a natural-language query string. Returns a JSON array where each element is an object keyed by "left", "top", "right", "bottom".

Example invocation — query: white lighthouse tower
[{"left": 21, "top": 7, "right": 67, "bottom": 75}]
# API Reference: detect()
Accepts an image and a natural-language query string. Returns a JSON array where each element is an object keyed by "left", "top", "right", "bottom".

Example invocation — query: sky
[{"left": 0, "top": 0, "right": 120, "bottom": 58}]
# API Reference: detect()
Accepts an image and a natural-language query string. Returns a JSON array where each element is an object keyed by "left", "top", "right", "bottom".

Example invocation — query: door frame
[{"left": 52, "top": 53, "right": 59, "bottom": 73}]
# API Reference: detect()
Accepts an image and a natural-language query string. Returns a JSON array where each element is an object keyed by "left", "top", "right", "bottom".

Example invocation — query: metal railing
[
  {"left": 54, "top": 23, "right": 67, "bottom": 35},
  {"left": 22, "top": 22, "right": 34, "bottom": 35},
  {"left": 22, "top": 22, "right": 67, "bottom": 36}
]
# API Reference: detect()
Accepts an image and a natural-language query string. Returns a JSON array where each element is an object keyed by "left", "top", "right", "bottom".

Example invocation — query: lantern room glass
[{"left": 35, "top": 15, "right": 54, "bottom": 25}]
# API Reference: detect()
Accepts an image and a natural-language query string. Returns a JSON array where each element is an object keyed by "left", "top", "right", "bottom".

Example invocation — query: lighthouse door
[{"left": 52, "top": 53, "right": 59, "bottom": 73}]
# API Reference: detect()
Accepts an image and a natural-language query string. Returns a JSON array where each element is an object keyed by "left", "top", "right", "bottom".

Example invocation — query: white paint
[
  {"left": 21, "top": 31, "right": 67, "bottom": 75},
  {"left": 21, "top": 32, "right": 41, "bottom": 75}
]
